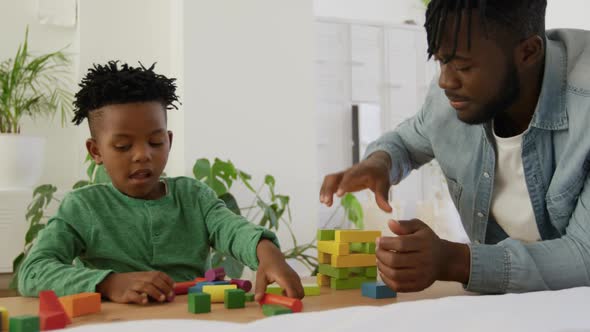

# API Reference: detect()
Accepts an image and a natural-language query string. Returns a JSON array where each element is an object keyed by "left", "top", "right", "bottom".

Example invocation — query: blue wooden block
[
  {"left": 361, "top": 282, "right": 397, "bottom": 299},
  {"left": 189, "top": 280, "right": 230, "bottom": 293}
]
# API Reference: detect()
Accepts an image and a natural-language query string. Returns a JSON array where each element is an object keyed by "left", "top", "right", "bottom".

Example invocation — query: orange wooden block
[
  {"left": 58, "top": 293, "right": 101, "bottom": 318},
  {"left": 258, "top": 293, "right": 303, "bottom": 313}
]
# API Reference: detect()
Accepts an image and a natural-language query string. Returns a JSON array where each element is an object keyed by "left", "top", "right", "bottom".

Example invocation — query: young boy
[{"left": 18, "top": 61, "right": 304, "bottom": 304}]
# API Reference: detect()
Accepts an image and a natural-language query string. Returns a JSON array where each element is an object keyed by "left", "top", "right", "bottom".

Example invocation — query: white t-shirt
[{"left": 490, "top": 126, "right": 541, "bottom": 243}]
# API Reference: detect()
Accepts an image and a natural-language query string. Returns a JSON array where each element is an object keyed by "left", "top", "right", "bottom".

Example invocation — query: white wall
[
  {"left": 314, "top": 0, "right": 426, "bottom": 25},
  {"left": 78, "top": 0, "right": 186, "bottom": 177},
  {"left": 546, "top": 0, "right": 590, "bottom": 30},
  {"left": 183, "top": 0, "right": 318, "bottom": 246},
  {"left": 0, "top": 0, "right": 82, "bottom": 190}
]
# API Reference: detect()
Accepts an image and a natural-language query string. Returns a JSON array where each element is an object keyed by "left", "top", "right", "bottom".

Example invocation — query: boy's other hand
[
  {"left": 254, "top": 239, "right": 304, "bottom": 302},
  {"left": 96, "top": 271, "right": 175, "bottom": 304}
]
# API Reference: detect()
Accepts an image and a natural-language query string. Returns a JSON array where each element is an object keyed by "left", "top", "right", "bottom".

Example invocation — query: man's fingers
[
  {"left": 337, "top": 170, "right": 371, "bottom": 196},
  {"left": 376, "top": 260, "right": 419, "bottom": 282},
  {"left": 379, "top": 272, "right": 421, "bottom": 293},
  {"left": 320, "top": 172, "right": 344, "bottom": 206},
  {"left": 375, "top": 180, "right": 392, "bottom": 212},
  {"left": 376, "top": 248, "right": 423, "bottom": 268},
  {"left": 388, "top": 219, "right": 424, "bottom": 236},
  {"left": 377, "top": 234, "right": 422, "bottom": 253}
]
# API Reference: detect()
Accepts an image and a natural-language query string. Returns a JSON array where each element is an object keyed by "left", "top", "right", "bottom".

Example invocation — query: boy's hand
[
  {"left": 254, "top": 239, "right": 304, "bottom": 301},
  {"left": 96, "top": 271, "right": 175, "bottom": 304}
]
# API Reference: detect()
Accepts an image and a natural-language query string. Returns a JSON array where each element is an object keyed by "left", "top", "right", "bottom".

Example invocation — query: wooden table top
[{"left": 0, "top": 280, "right": 472, "bottom": 327}]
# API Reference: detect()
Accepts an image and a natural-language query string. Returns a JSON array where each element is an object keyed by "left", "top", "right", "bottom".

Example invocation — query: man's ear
[
  {"left": 86, "top": 138, "right": 103, "bottom": 165},
  {"left": 515, "top": 35, "right": 544, "bottom": 69}
]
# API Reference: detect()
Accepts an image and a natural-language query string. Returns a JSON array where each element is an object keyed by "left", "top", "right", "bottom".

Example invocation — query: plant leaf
[
  {"left": 73, "top": 180, "right": 91, "bottom": 189},
  {"left": 25, "top": 224, "right": 45, "bottom": 244},
  {"left": 93, "top": 165, "right": 110, "bottom": 184},
  {"left": 341, "top": 193, "right": 364, "bottom": 229},
  {"left": 193, "top": 158, "right": 211, "bottom": 181}
]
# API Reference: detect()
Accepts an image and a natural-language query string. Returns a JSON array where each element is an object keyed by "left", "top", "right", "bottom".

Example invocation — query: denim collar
[{"left": 529, "top": 36, "right": 569, "bottom": 131}]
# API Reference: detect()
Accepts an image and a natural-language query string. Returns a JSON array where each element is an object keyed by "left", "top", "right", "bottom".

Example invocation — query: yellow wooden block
[
  {"left": 316, "top": 273, "right": 331, "bottom": 287},
  {"left": 0, "top": 306, "right": 8, "bottom": 331},
  {"left": 317, "top": 241, "right": 350, "bottom": 255},
  {"left": 335, "top": 230, "right": 381, "bottom": 243},
  {"left": 331, "top": 254, "right": 376, "bottom": 268},
  {"left": 202, "top": 284, "right": 237, "bottom": 303},
  {"left": 318, "top": 252, "right": 332, "bottom": 264}
]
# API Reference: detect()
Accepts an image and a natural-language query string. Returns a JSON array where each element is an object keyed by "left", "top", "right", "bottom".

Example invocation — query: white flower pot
[{"left": 0, "top": 134, "right": 46, "bottom": 189}]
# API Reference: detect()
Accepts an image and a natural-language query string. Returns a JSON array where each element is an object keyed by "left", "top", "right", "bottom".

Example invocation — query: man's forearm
[{"left": 440, "top": 240, "right": 471, "bottom": 284}]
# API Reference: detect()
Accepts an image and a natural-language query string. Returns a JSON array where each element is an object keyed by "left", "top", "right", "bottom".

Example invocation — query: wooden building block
[
  {"left": 331, "top": 276, "right": 376, "bottom": 290},
  {"left": 316, "top": 273, "right": 330, "bottom": 287},
  {"left": 265, "top": 285, "right": 283, "bottom": 295},
  {"left": 224, "top": 289, "right": 246, "bottom": 309},
  {"left": 364, "top": 242, "right": 377, "bottom": 254},
  {"left": 245, "top": 293, "right": 255, "bottom": 302},
  {"left": 58, "top": 293, "right": 100, "bottom": 318},
  {"left": 302, "top": 284, "right": 321, "bottom": 296},
  {"left": 189, "top": 280, "right": 230, "bottom": 293},
  {"left": 204, "top": 267, "right": 226, "bottom": 282},
  {"left": 331, "top": 254, "right": 376, "bottom": 268},
  {"left": 317, "top": 229, "right": 335, "bottom": 241},
  {"left": 230, "top": 279, "right": 252, "bottom": 292},
  {"left": 318, "top": 252, "right": 331, "bottom": 264},
  {"left": 361, "top": 282, "right": 397, "bottom": 299},
  {"left": 365, "top": 266, "right": 377, "bottom": 277},
  {"left": 318, "top": 264, "right": 349, "bottom": 279},
  {"left": 202, "top": 284, "right": 237, "bottom": 303},
  {"left": 335, "top": 230, "right": 381, "bottom": 243},
  {"left": 0, "top": 307, "right": 8, "bottom": 331},
  {"left": 8, "top": 315, "right": 38, "bottom": 332},
  {"left": 317, "top": 241, "right": 349, "bottom": 255},
  {"left": 173, "top": 281, "right": 197, "bottom": 295},
  {"left": 39, "top": 290, "right": 70, "bottom": 330},
  {"left": 258, "top": 294, "right": 303, "bottom": 313},
  {"left": 262, "top": 304, "right": 292, "bottom": 316},
  {"left": 188, "top": 293, "right": 211, "bottom": 314}
]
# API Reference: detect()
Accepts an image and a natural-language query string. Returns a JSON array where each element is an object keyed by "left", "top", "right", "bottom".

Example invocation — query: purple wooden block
[
  {"left": 230, "top": 279, "right": 252, "bottom": 292},
  {"left": 205, "top": 267, "right": 226, "bottom": 281}
]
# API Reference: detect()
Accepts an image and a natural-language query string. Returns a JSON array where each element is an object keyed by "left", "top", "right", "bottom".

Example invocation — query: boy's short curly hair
[{"left": 72, "top": 61, "right": 179, "bottom": 127}]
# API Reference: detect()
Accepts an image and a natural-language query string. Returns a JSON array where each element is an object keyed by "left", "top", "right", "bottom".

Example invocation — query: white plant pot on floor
[{"left": 0, "top": 134, "right": 46, "bottom": 189}]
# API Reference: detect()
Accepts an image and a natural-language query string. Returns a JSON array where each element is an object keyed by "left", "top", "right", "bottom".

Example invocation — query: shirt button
[
  {"left": 154, "top": 232, "right": 160, "bottom": 237},
  {"left": 477, "top": 212, "right": 484, "bottom": 218},
  {"left": 483, "top": 172, "right": 490, "bottom": 178},
  {"left": 474, "top": 240, "right": 481, "bottom": 244}
]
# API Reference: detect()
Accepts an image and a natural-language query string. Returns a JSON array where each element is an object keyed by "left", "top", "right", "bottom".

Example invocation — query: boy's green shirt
[{"left": 18, "top": 176, "right": 278, "bottom": 297}]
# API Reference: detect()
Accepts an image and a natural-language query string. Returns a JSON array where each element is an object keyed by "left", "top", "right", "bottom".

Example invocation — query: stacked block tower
[{"left": 316, "top": 229, "right": 381, "bottom": 290}]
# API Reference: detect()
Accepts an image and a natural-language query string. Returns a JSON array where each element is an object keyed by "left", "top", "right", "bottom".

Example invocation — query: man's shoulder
[{"left": 548, "top": 29, "right": 590, "bottom": 94}]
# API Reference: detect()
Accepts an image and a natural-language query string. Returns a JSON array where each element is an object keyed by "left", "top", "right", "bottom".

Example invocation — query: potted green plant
[{"left": 0, "top": 27, "right": 72, "bottom": 188}]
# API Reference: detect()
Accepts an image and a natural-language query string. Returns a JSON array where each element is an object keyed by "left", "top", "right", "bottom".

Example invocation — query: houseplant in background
[
  {"left": 11, "top": 157, "right": 364, "bottom": 287},
  {"left": 0, "top": 27, "right": 72, "bottom": 188}
]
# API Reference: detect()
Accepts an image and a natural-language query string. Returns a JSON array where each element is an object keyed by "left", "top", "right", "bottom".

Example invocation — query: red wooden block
[
  {"left": 173, "top": 281, "right": 197, "bottom": 295},
  {"left": 205, "top": 267, "right": 226, "bottom": 282},
  {"left": 230, "top": 279, "right": 252, "bottom": 292},
  {"left": 38, "top": 290, "right": 71, "bottom": 329},
  {"left": 258, "top": 293, "right": 303, "bottom": 313}
]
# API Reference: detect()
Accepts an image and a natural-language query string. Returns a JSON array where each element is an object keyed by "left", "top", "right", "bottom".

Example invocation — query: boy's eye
[
  {"left": 114, "top": 145, "right": 131, "bottom": 151},
  {"left": 150, "top": 142, "right": 164, "bottom": 147}
]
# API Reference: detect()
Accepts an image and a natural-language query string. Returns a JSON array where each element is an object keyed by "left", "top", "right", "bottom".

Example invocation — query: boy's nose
[{"left": 132, "top": 144, "right": 152, "bottom": 163}]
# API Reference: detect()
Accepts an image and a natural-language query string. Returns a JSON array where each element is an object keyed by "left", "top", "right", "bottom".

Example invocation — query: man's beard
[{"left": 461, "top": 63, "right": 521, "bottom": 125}]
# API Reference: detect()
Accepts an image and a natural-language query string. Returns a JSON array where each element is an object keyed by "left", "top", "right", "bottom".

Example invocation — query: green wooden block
[
  {"left": 303, "top": 284, "right": 321, "bottom": 296},
  {"left": 365, "top": 266, "right": 377, "bottom": 277},
  {"left": 317, "top": 229, "right": 335, "bottom": 241},
  {"left": 262, "top": 304, "right": 292, "bottom": 316},
  {"left": 245, "top": 293, "right": 255, "bottom": 302},
  {"left": 349, "top": 242, "right": 364, "bottom": 253},
  {"left": 318, "top": 264, "right": 349, "bottom": 279},
  {"left": 224, "top": 289, "right": 245, "bottom": 309},
  {"left": 188, "top": 292, "right": 211, "bottom": 314},
  {"left": 9, "top": 315, "right": 39, "bottom": 332},
  {"left": 266, "top": 285, "right": 283, "bottom": 295},
  {"left": 330, "top": 276, "right": 377, "bottom": 290},
  {"left": 364, "top": 242, "right": 376, "bottom": 254}
]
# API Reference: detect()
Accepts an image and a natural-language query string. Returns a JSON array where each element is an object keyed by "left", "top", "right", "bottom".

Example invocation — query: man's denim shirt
[{"left": 365, "top": 29, "right": 590, "bottom": 294}]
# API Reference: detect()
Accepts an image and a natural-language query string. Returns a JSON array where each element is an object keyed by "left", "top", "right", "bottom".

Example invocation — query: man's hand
[
  {"left": 96, "top": 271, "right": 175, "bottom": 304},
  {"left": 254, "top": 239, "right": 304, "bottom": 301},
  {"left": 376, "top": 219, "right": 470, "bottom": 292},
  {"left": 319, "top": 151, "right": 393, "bottom": 212}
]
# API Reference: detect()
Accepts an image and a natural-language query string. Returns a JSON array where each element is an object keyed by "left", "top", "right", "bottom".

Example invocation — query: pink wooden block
[
  {"left": 230, "top": 279, "right": 252, "bottom": 292},
  {"left": 205, "top": 267, "right": 226, "bottom": 282}
]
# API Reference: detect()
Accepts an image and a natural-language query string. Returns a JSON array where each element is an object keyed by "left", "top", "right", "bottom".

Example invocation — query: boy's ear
[
  {"left": 167, "top": 130, "right": 173, "bottom": 150},
  {"left": 86, "top": 138, "right": 103, "bottom": 165}
]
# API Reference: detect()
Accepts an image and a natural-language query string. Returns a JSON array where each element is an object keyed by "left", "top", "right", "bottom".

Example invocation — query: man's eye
[{"left": 455, "top": 65, "right": 471, "bottom": 72}]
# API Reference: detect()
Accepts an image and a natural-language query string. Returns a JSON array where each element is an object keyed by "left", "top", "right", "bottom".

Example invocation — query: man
[{"left": 320, "top": 0, "right": 590, "bottom": 294}]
